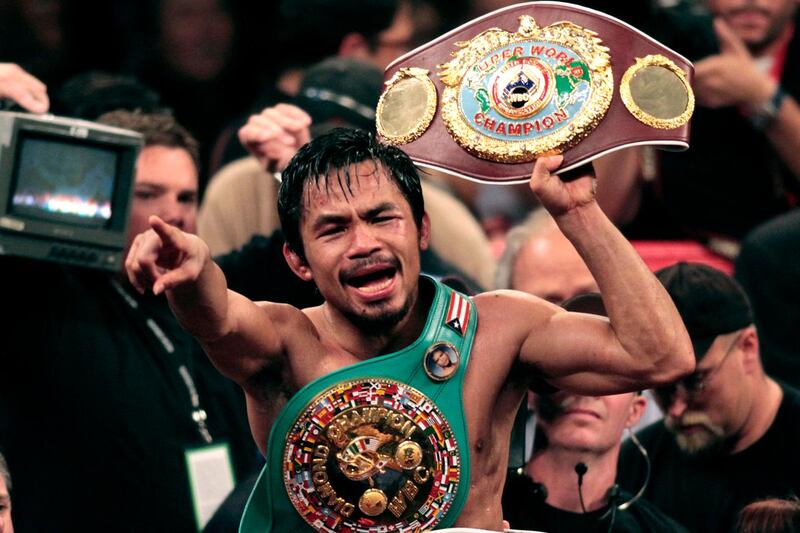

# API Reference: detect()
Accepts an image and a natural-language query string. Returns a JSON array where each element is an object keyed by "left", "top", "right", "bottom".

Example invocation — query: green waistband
[{"left": 240, "top": 276, "right": 477, "bottom": 532}]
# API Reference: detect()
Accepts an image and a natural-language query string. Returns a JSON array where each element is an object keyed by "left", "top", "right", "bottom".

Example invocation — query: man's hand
[
  {"left": 694, "top": 18, "right": 777, "bottom": 109},
  {"left": 0, "top": 63, "right": 49, "bottom": 113},
  {"left": 125, "top": 215, "right": 210, "bottom": 295},
  {"left": 529, "top": 155, "right": 597, "bottom": 218},
  {"left": 238, "top": 103, "right": 312, "bottom": 172}
]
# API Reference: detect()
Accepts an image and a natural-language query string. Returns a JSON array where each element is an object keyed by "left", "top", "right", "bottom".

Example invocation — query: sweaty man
[{"left": 126, "top": 128, "right": 693, "bottom": 531}]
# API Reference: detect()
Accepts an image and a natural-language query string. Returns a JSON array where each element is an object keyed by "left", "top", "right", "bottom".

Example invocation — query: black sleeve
[{"left": 214, "top": 230, "right": 323, "bottom": 307}]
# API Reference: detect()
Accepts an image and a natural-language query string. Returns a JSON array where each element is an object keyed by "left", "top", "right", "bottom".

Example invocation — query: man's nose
[
  {"left": 667, "top": 392, "right": 689, "bottom": 420},
  {"left": 159, "top": 198, "right": 185, "bottom": 230},
  {"left": 348, "top": 223, "right": 381, "bottom": 256}
]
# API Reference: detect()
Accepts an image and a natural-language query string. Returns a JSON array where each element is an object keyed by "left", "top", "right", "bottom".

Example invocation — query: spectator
[
  {"left": 735, "top": 208, "right": 800, "bottom": 388},
  {"left": 737, "top": 497, "right": 800, "bottom": 533},
  {"left": 131, "top": 0, "right": 261, "bottom": 191},
  {"left": 0, "top": 452, "right": 12, "bottom": 533},
  {"left": 495, "top": 208, "right": 598, "bottom": 303},
  {"left": 503, "top": 293, "right": 688, "bottom": 532},
  {"left": 495, "top": 208, "right": 663, "bottom": 431},
  {"left": 625, "top": 0, "right": 800, "bottom": 245},
  {"left": 619, "top": 262, "right": 800, "bottom": 533},
  {"left": 0, "top": 111, "right": 257, "bottom": 532}
]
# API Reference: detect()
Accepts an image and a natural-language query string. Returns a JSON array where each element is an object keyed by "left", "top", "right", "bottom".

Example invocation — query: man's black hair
[
  {"left": 278, "top": 128, "right": 423, "bottom": 260},
  {"left": 53, "top": 71, "right": 165, "bottom": 121}
]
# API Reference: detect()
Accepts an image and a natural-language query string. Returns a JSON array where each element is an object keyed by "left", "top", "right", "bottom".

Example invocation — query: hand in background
[
  {"left": 694, "top": 18, "right": 777, "bottom": 109},
  {"left": 0, "top": 63, "right": 49, "bottom": 113},
  {"left": 238, "top": 103, "right": 311, "bottom": 172}
]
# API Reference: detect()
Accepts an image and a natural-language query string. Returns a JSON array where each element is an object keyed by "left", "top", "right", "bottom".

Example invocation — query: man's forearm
[
  {"left": 167, "top": 258, "right": 232, "bottom": 343},
  {"left": 555, "top": 202, "right": 694, "bottom": 382},
  {"left": 765, "top": 94, "right": 800, "bottom": 179}
]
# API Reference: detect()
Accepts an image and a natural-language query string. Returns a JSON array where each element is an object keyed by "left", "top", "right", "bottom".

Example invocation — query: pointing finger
[{"left": 149, "top": 215, "right": 184, "bottom": 249}]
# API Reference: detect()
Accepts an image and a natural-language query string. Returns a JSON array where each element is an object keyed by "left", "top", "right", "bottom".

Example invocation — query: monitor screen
[{"left": 9, "top": 133, "right": 119, "bottom": 228}]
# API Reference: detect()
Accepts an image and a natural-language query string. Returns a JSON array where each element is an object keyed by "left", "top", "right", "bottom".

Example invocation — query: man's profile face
[
  {"left": 708, "top": 0, "right": 797, "bottom": 51},
  {"left": 655, "top": 331, "right": 748, "bottom": 454},
  {"left": 293, "top": 161, "right": 429, "bottom": 332},
  {"left": 0, "top": 474, "right": 13, "bottom": 533},
  {"left": 126, "top": 145, "right": 199, "bottom": 256},
  {"left": 535, "top": 391, "right": 645, "bottom": 454}
]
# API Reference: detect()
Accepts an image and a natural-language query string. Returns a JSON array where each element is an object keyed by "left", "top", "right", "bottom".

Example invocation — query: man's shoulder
[
  {"left": 624, "top": 489, "right": 691, "bottom": 533},
  {"left": 776, "top": 382, "right": 800, "bottom": 425}
]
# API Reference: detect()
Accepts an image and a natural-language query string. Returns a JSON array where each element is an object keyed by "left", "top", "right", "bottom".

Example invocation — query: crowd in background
[{"left": 1, "top": 0, "right": 799, "bottom": 531}]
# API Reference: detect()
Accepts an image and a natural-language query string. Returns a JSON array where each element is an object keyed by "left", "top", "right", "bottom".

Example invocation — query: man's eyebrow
[
  {"left": 135, "top": 182, "right": 165, "bottom": 190},
  {"left": 363, "top": 202, "right": 399, "bottom": 218},
  {"left": 311, "top": 213, "right": 350, "bottom": 229}
]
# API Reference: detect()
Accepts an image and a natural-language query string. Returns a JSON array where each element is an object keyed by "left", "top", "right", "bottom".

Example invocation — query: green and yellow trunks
[{"left": 240, "top": 276, "right": 477, "bottom": 532}]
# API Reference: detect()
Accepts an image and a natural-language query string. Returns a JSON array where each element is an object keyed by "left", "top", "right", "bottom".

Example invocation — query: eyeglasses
[{"left": 658, "top": 332, "right": 742, "bottom": 399}]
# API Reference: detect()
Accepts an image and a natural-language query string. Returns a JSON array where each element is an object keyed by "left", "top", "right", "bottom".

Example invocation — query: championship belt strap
[
  {"left": 376, "top": 1, "right": 695, "bottom": 183},
  {"left": 239, "top": 277, "right": 477, "bottom": 532}
]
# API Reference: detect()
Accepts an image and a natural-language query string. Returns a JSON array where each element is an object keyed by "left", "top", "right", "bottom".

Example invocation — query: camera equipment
[{"left": 0, "top": 111, "right": 142, "bottom": 271}]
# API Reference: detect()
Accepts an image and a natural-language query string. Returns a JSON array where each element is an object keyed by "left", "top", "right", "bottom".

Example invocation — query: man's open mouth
[{"left": 344, "top": 266, "right": 398, "bottom": 295}]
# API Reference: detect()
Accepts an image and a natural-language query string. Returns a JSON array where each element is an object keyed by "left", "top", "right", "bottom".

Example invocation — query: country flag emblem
[{"left": 444, "top": 292, "right": 470, "bottom": 336}]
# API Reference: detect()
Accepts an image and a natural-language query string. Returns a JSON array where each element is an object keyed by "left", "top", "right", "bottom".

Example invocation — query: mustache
[
  {"left": 665, "top": 412, "right": 724, "bottom": 436},
  {"left": 339, "top": 254, "right": 400, "bottom": 280}
]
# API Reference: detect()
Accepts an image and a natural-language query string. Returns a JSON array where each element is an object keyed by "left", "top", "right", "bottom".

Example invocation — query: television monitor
[{"left": 0, "top": 111, "right": 143, "bottom": 271}]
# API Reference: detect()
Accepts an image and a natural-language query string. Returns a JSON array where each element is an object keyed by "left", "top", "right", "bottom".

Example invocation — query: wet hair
[
  {"left": 737, "top": 497, "right": 800, "bottom": 533},
  {"left": 97, "top": 110, "right": 200, "bottom": 171},
  {"left": 278, "top": 127, "right": 423, "bottom": 259}
]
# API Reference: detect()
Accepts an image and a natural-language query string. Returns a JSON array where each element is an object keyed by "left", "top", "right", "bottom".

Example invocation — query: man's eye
[
  {"left": 178, "top": 193, "right": 198, "bottom": 205},
  {"left": 321, "top": 226, "right": 344, "bottom": 237},
  {"left": 373, "top": 216, "right": 395, "bottom": 224},
  {"left": 134, "top": 191, "right": 156, "bottom": 200}
]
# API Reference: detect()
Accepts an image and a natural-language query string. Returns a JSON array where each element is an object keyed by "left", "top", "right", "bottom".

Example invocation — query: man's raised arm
[
  {"left": 126, "top": 215, "right": 288, "bottom": 385},
  {"left": 516, "top": 156, "right": 695, "bottom": 393}
]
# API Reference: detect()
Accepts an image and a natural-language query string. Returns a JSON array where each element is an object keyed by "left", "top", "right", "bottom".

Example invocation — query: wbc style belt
[
  {"left": 376, "top": 1, "right": 695, "bottom": 183},
  {"left": 239, "top": 277, "right": 477, "bottom": 532}
]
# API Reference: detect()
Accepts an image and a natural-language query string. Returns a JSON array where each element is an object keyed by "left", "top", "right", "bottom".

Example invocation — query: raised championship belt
[
  {"left": 240, "top": 277, "right": 477, "bottom": 532},
  {"left": 376, "top": 1, "right": 695, "bottom": 183}
]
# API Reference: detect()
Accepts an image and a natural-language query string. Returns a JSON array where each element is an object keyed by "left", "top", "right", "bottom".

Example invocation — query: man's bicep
[
  {"left": 520, "top": 310, "right": 645, "bottom": 395},
  {"left": 201, "top": 294, "right": 294, "bottom": 384}
]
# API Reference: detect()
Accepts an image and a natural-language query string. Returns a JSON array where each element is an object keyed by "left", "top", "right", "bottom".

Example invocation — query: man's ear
[
  {"left": 739, "top": 326, "right": 760, "bottom": 374},
  {"left": 625, "top": 393, "right": 648, "bottom": 428},
  {"left": 419, "top": 212, "right": 431, "bottom": 251},
  {"left": 283, "top": 242, "right": 313, "bottom": 281}
]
